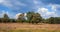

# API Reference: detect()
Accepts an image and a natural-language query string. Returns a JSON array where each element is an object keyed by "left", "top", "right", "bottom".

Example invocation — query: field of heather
[{"left": 0, "top": 23, "right": 60, "bottom": 32}]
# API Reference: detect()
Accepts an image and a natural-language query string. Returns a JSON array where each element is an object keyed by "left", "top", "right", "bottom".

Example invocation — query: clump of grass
[
  {"left": 0, "top": 27, "right": 13, "bottom": 32},
  {"left": 0, "top": 27, "right": 60, "bottom": 32},
  {"left": 8, "top": 29, "right": 60, "bottom": 32}
]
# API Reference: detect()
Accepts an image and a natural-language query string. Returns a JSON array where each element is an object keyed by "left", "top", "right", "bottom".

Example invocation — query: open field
[{"left": 0, "top": 23, "right": 60, "bottom": 32}]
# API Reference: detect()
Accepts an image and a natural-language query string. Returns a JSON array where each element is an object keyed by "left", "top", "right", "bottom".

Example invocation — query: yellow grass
[{"left": 0, "top": 23, "right": 60, "bottom": 32}]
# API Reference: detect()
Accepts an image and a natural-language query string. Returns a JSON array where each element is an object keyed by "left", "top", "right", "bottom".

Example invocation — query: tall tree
[
  {"left": 48, "top": 17, "right": 55, "bottom": 24},
  {"left": 31, "top": 13, "right": 42, "bottom": 24},
  {"left": 26, "top": 12, "right": 35, "bottom": 23},
  {"left": 47, "top": 17, "right": 60, "bottom": 24},
  {"left": 54, "top": 17, "right": 60, "bottom": 24},
  {"left": 3, "top": 14, "right": 9, "bottom": 23},
  {"left": 27, "top": 12, "right": 42, "bottom": 24},
  {"left": 17, "top": 13, "right": 25, "bottom": 23}
]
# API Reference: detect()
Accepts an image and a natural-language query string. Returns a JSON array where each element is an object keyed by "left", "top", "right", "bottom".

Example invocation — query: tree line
[{"left": 0, "top": 11, "right": 60, "bottom": 24}]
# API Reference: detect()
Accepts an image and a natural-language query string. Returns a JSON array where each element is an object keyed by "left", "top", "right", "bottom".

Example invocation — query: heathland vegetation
[
  {"left": 0, "top": 11, "right": 60, "bottom": 32},
  {"left": 0, "top": 11, "right": 60, "bottom": 24}
]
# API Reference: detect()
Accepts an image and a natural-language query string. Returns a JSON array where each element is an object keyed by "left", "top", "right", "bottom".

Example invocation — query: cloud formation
[
  {"left": 0, "top": 0, "right": 60, "bottom": 18},
  {"left": 0, "top": 0, "right": 27, "bottom": 10},
  {"left": 37, "top": 7, "right": 60, "bottom": 18}
]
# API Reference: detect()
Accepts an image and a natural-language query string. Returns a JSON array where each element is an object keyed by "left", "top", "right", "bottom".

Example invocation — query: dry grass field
[{"left": 0, "top": 23, "right": 60, "bottom": 32}]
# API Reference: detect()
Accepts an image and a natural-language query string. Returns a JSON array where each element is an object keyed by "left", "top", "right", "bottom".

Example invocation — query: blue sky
[{"left": 0, "top": 0, "right": 60, "bottom": 19}]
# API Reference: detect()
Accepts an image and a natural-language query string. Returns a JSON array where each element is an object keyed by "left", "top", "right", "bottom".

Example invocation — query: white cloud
[
  {"left": 15, "top": 13, "right": 27, "bottom": 19},
  {"left": 0, "top": 0, "right": 27, "bottom": 10},
  {"left": 0, "top": 10, "right": 10, "bottom": 18},
  {"left": 38, "top": 8, "right": 48, "bottom": 13},
  {"left": 0, "top": 0, "right": 13, "bottom": 7},
  {"left": 46, "top": 12, "right": 58, "bottom": 17},
  {"left": 24, "top": 13, "right": 27, "bottom": 16},
  {"left": 37, "top": 7, "right": 58, "bottom": 18},
  {"left": 24, "top": 13, "right": 27, "bottom": 20},
  {"left": 49, "top": 4, "right": 60, "bottom": 11},
  {"left": 2, "top": 10, "right": 10, "bottom": 17},
  {"left": 37, "top": 8, "right": 48, "bottom": 17},
  {"left": 51, "top": 5, "right": 56, "bottom": 11},
  {"left": 33, "top": 0, "right": 43, "bottom": 5},
  {"left": 0, "top": 10, "right": 4, "bottom": 18},
  {"left": 14, "top": 1, "right": 26, "bottom": 6},
  {"left": 33, "top": 0, "right": 39, "bottom": 4},
  {"left": 15, "top": 13, "right": 22, "bottom": 19},
  {"left": 0, "top": 0, "right": 4, "bottom": 3}
]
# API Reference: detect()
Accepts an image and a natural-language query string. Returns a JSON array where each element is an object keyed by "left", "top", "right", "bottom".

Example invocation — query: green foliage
[
  {"left": 54, "top": 17, "right": 60, "bottom": 24},
  {"left": 27, "top": 12, "right": 42, "bottom": 24},
  {"left": 31, "top": 13, "right": 42, "bottom": 24},
  {"left": 9, "top": 19, "right": 16, "bottom": 23},
  {"left": 26, "top": 12, "right": 34, "bottom": 23},
  {"left": 0, "top": 12, "right": 60, "bottom": 24},
  {"left": 17, "top": 13, "right": 25, "bottom": 23},
  {"left": 3, "top": 14, "right": 9, "bottom": 23},
  {"left": 46, "top": 17, "right": 60, "bottom": 24},
  {"left": 3, "top": 14, "right": 9, "bottom": 19}
]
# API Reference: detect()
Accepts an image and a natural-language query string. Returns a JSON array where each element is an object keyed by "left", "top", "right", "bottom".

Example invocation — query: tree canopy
[{"left": 0, "top": 12, "right": 60, "bottom": 24}]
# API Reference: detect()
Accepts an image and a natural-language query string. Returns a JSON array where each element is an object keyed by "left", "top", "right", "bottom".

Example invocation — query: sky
[{"left": 0, "top": 0, "right": 60, "bottom": 19}]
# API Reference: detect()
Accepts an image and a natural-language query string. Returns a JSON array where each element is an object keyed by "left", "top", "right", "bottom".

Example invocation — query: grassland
[{"left": 0, "top": 23, "right": 60, "bottom": 32}]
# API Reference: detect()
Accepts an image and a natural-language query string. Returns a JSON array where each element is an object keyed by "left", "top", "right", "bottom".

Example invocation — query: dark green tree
[
  {"left": 54, "top": 17, "right": 60, "bottom": 24},
  {"left": 47, "top": 17, "right": 60, "bottom": 24},
  {"left": 31, "top": 13, "right": 42, "bottom": 24},
  {"left": 0, "top": 18, "right": 3, "bottom": 23},
  {"left": 17, "top": 13, "right": 25, "bottom": 23},
  {"left": 27, "top": 12, "right": 42, "bottom": 24},
  {"left": 47, "top": 17, "right": 55, "bottom": 24},
  {"left": 9, "top": 19, "right": 16, "bottom": 23},
  {"left": 3, "top": 14, "right": 9, "bottom": 23},
  {"left": 26, "top": 12, "right": 35, "bottom": 23}
]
